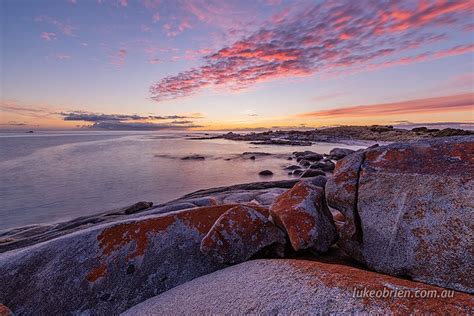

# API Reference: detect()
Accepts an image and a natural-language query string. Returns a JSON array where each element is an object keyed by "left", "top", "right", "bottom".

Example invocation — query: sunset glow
[{"left": 1, "top": 0, "right": 473, "bottom": 130}]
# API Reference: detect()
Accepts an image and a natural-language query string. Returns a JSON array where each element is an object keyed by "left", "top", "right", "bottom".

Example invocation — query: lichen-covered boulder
[
  {"left": 200, "top": 205, "right": 286, "bottom": 264},
  {"left": 326, "top": 136, "right": 474, "bottom": 293},
  {"left": 0, "top": 304, "right": 13, "bottom": 316},
  {"left": 0, "top": 204, "right": 247, "bottom": 315},
  {"left": 123, "top": 259, "right": 474, "bottom": 315},
  {"left": 270, "top": 181, "right": 337, "bottom": 252}
]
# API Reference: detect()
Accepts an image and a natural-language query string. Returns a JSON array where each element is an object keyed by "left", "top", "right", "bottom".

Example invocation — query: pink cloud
[
  {"left": 109, "top": 49, "right": 127, "bottom": 66},
  {"left": 35, "top": 16, "right": 77, "bottom": 36},
  {"left": 141, "top": 24, "right": 152, "bottom": 32},
  {"left": 297, "top": 93, "right": 474, "bottom": 118},
  {"left": 152, "top": 12, "right": 160, "bottom": 22},
  {"left": 149, "top": 58, "right": 161, "bottom": 64},
  {"left": 41, "top": 32, "right": 57, "bottom": 41},
  {"left": 56, "top": 54, "right": 71, "bottom": 60},
  {"left": 118, "top": 0, "right": 128, "bottom": 7},
  {"left": 150, "top": 0, "right": 473, "bottom": 102}
]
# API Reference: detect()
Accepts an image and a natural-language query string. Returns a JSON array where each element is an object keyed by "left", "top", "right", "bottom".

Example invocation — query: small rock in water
[
  {"left": 328, "top": 148, "right": 355, "bottom": 160},
  {"left": 310, "top": 160, "right": 335, "bottom": 172},
  {"left": 249, "top": 156, "right": 256, "bottom": 160},
  {"left": 181, "top": 154, "right": 206, "bottom": 160},
  {"left": 200, "top": 205, "right": 286, "bottom": 264},
  {"left": 259, "top": 170, "right": 273, "bottom": 176}
]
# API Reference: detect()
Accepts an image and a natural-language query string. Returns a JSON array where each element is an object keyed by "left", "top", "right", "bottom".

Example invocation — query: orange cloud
[{"left": 297, "top": 93, "right": 474, "bottom": 119}]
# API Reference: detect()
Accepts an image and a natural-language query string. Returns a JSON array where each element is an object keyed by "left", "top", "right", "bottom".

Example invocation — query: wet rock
[
  {"left": 123, "top": 201, "right": 153, "bottom": 215},
  {"left": 302, "top": 175, "right": 327, "bottom": 188},
  {"left": 258, "top": 170, "right": 273, "bottom": 176},
  {"left": 298, "top": 159, "right": 312, "bottom": 168},
  {"left": 292, "top": 169, "right": 304, "bottom": 176},
  {"left": 200, "top": 205, "right": 286, "bottom": 264},
  {"left": 270, "top": 181, "right": 337, "bottom": 252},
  {"left": 123, "top": 259, "right": 474, "bottom": 315},
  {"left": 284, "top": 165, "right": 301, "bottom": 170},
  {"left": 326, "top": 136, "right": 474, "bottom": 292},
  {"left": 301, "top": 153, "right": 324, "bottom": 162},
  {"left": 300, "top": 169, "right": 325, "bottom": 178},
  {"left": 249, "top": 156, "right": 256, "bottom": 160},
  {"left": 310, "top": 160, "right": 335, "bottom": 172},
  {"left": 181, "top": 154, "right": 206, "bottom": 160},
  {"left": 0, "top": 204, "right": 247, "bottom": 315},
  {"left": 328, "top": 148, "right": 355, "bottom": 160}
]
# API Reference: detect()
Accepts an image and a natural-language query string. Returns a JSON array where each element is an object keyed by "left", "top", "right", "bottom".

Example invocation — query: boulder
[
  {"left": 310, "top": 160, "right": 335, "bottom": 172},
  {"left": 328, "top": 148, "right": 355, "bottom": 160},
  {"left": 284, "top": 165, "right": 301, "bottom": 170},
  {"left": 299, "top": 153, "right": 323, "bottom": 162},
  {"left": 326, "top": 136, "right": 474, "bottom": 293},
  {"left": 200, "top": 205, "right": 286, "bottom": 264},
  {"left": 0, "top": 304, "right": 13, "bottom": 316},
  {"left": 300, "top": 169, "right": 325, "bottom": 178},
  {"left": 123, "top": 259, "right": 474, "bottom": 315},
  {"left": 302, "top": 175, "right": 327, "bottom": 188},
  {"left": 258, "top": 170, "right": 273, "bottom": 176},
  {"left": 270, "top": 181, "right": 337, "bottom": 252},
  {"left": 0, "top": 204, "right": 249, "bottom": 315}
]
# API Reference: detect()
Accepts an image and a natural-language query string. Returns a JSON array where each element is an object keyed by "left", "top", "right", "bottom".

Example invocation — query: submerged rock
[
  {"left": 270, "top": 181, "right": 337, "bottom": 252},
  {"left": 123, "top": 259, "right": 474, "bottom": 315},
  {"left": 200, "top": 205, "right": 286, "bottom": 264},
  {"left": 326, "top": 136, "right": 474, "bottom": 293}
]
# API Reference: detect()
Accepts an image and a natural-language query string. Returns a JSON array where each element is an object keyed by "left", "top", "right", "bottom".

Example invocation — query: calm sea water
[{"left": 0, "top": 131, "right": 367, "bottom": 230}]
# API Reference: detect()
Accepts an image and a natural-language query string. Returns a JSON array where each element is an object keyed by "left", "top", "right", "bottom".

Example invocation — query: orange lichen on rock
[
  {"left": 0, "top": 304, "right": 13, "bottom": 316},
  {"left": 270, "top": 181, "right": 337, "bottom": 252},
  {"left": 86, "top": 204, "right": 244, "bottom": 283},
  {"left": 86, "top": 263, "right": 108, "bottom": 283},
  {"left": 288, "top": 260, "right": 474, "bottom": 314},
  {"left": 200, "top": 205, "right": 285, "bottom": 264}
]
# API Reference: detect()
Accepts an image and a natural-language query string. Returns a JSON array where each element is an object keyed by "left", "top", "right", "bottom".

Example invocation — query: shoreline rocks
[{"left": 326, "top": 136, "right": 474, "bottom": 293}]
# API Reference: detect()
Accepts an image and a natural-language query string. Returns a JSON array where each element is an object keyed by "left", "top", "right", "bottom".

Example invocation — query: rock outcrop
[
  {"left": 0, "top": 204, "right": 252, "bottom": 315},
  {"left": 123, "top": 259, "right": 474, "bottom": 315},
  {"left": 270, "top": 181, "right": 337, "bottom": 252},
  {"left": 200, "top": 205, "right": 286, "bottom": 264},
  {"left": 326, "top": 136, "right": 474, "bottom": 292}
]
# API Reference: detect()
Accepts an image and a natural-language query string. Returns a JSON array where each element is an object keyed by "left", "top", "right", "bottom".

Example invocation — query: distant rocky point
[{"left": 192, "top": 125, "right": 473, "bottom": 144}]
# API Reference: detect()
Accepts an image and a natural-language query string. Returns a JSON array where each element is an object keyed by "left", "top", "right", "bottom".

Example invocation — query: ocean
[{"left": 0, "top": 131, "right": 366, "bottom": 230}]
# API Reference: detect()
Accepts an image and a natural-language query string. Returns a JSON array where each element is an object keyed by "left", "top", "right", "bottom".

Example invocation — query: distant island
[{"left": 192, "top": 125, "right": 474, "bottom": 145}]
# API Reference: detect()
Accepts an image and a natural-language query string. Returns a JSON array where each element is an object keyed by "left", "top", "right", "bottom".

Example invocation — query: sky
[{"left": 0, "top": 0, "right": 473, "bottom": 131}]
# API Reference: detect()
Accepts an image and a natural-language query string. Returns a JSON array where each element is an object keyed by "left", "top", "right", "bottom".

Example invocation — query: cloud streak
[
  {"left": 150, "top": 0, "right": 473, "bottom": 102},
  {"left": 297, "top": 93, "right": 474, "bottom": 119},
  {"left": 59, "top": 111, "right": 200, "bottom": 122}
]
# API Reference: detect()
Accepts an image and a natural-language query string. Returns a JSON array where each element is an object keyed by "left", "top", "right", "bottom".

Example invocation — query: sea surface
[{"left": 0, "top": 131, "right": 368, "bottom": 230}]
